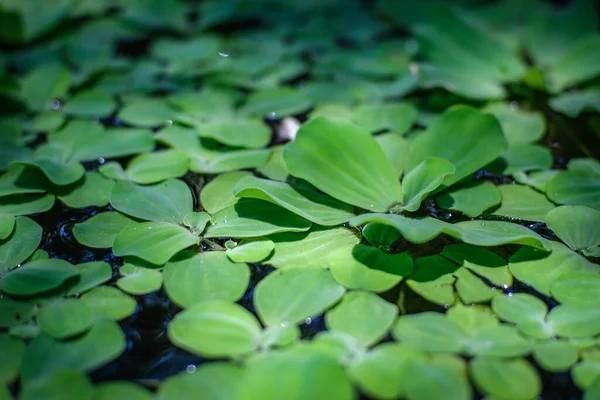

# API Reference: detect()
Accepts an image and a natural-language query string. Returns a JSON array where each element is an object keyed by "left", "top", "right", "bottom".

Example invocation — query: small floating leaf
[
  {"left": 226, "top": 238, "right": 275, "bottom": 263},
  {"left": 240, "top": 347, "right": 354, "bottom": 400},
  {"left": 546, "top": 205, "right": 600, "bottom": 252},
  {"left": 117, "top": 263, "right": 163, "bottom": 295},
  {"left": 81, "top": 286, "right": 136, "bottom": 321},
  {"left": 200, "top": 171, "right": 252, "bottom": 214},
  {"left": 72, "top": 212, "right": 137, "bottom": 249},
  {"left": 401, "top": 157, "right": 454, "bottom": 212},
  {"left": 0, "top": 258, "right": 79, "bottom": 296},
  {"left": 470, "top": 357, "right": 541, "bottom": 400},
  {"left": 255, "top": 267, "right": 345, "bottom": 326},
  {"left": 21, "top": 319, "right": 125, "bottom": 383},
  {"left": 233, "top": 176, "right": 355, "bottom": 226},
  {"left": 163, "top": 251, "right": 249, "bottom": 308},
  {"left": 406, "top": 106, "right": 507, "bottom": 189},
  {"left": 325, "top": 291, "right": 397, "bottom": 347},
  {"left": 436, "top": 182, "right": 501, "bottom": 218},
  {"left": 157, "top": 363, "right": 243, "bottom": 400},
  {"left": 113, "top": 221, "right": 200, "bottom": 265},
  {"left": 489, "top": 184, "right": 555, "bottom": 222},
  {"left": 284, "top": 116, "right": 402, "bottom": 212},
  {"left": 110, "top": 179, "right": 193, "bottom": 224},
  {"left": 204, "top": 199, "right": 311, "bottom": 239},
  {"left": 168, "top": 301, "right": 262, "bottom": 358},
  {"left": 37, "top": 299, "right": 94, "bottom": 339}
]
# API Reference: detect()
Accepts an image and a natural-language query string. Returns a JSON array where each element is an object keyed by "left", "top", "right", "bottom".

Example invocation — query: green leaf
[
  {"left": 24, "top": 112, "right": 65, "bottom": 133},
  {"left": 483, "top": 102, "right": 546, "bottom": 145},
  {"left": 454, "top": 220, "right": 551, "bottom": 250},
  {"left": 375, "top": 132, "right": 409, "bottom": 177},
  {"left": 549, "top": 88, "right": 600, "bottom": 117},
  {"left": 325, "top": 291, "right": 397, "bottom": 347},
  {"left": 266, "top": 228, "right": 360, "bottom": 270},
  {"left": 163, "top": 251, "right": 249, "bottom": 308},
  {"left": 492, "top": 293, "right": 551, "bottom": 339},
  {"left": 56, "top": 172, "right": 114, "bottom": 208},
  {"left": 240, "top": 347, "right": 354, "bottom": 400},
  {"left": 62, "top": 89, "right": 116, "bottom": 118},
  {"left": 200, "top": 171, "right": 252, "bottom": 214},
  {"left": 0, "top": 333, "right": 24, "bottom": 384},
  {"left": 16, "top": 154, "right": 85, "bottom": 186},
  {"left": 0, "top": 166, "right": 50, "bottom": 197},
  {"left": 348, "top": 343, "right": 422, "bottom": 399},
  {"left": 406, "top": 106, "right": 507, "bottom": 189},
  {"left": 353, "top": 102, "right": 417, "bottom": 135},
  {"left": 168, "top": 300, "right": 262, "bottom": 358},
  {"left": 585, "top": 377, "right": 600, "bottom": 400},
  {"left": 0, "top": 213, "right": 14, "bottom": 240},
  {"left": 52, "top": 121, "right": 155, "bottom": 162},
  {"left": 361, "top": 223, "right": 401, "bottom": 248},
  {"left": 0, "top": 193, "right": 55, "bottom": 216},
  {"left": 95, "top": 382, "right": 153, "bottom": 400},
  {"left": 255, "top": 267, "right": 345, "bottom": 326},
  {"left": 523, "top": 0, "right": 597, "bottom": 68},
  {"left": 156, "top": 125, "right": 270, "bottom": 174},
  {"left": 573, "top": 359, "right": 600, "bottom": 390},
  {"left": 493, "top": 144, "right": 554, "bottom": 175},
  {"left": 329, "top": 245, "right": 413, "bottom": 292},
  {"left": 113, "top": 221, "right": 200, "bottom": 265},
  {"left": 21, "top": 319, "right": 125, "bottom": 384},
  {"left": 393, "top": 312, "right": 464, "bottom": 353},
  {"left": 283, "top": 116, "right": 402, "bottom": 212},
  {"left": 199, "top": 119, "right": 271, "bottom": 149},
  {"left": 0, "top": 297, "right": 35, "bottom": 328},
  {"left": 548, "top": 36, "right": 600, "bottom": 93},
  {"left": 20, "top": 370, "right": 94, "bottom": 400},
  {"left": 489, "top": 184, "right": 555, "bottom": 222},
  {"left": 256, "top": 145, "right": 289, "bottom": 182},
  {"left": 351, "top": 214, "right": 454, "bottom": 244},
  {"left": 546, "top": 205, "right": 600, "bottom": 252},
  {"left": 533, "top": 341, "right": 578, "bottom": 372},
  {"left": 72, "top": 212, "right": 137, "bottom": 249},
  {"left": 110, "top": 179, "right": 193, "bottom": 223},
  {"left": 0, "top": 258, "right": 79, "bottom": 296},
  {"left": 118, "top": 97, "right": 175, "bottom": 128},
  {"left": 441, "top": 244, "right": 511, "bottom": 288},
  {"left": 436, "top": 181, "right": 501, "bottom": 218},
  {"left": 65, "top": 261, "right": 112, "bottom": 296},
  {"left": 547, "top": 170, "right": 600, "bottom": 210},
  {"left": 547, "top": 304, "right": 600, "bottom": 338},
  {"left": 403, "top": 355, "right": 471, "bottom": 400},
  {"left": 204, "top": 199, "right": 311, "bottom": 238},
  {"left": 394, "top": 307, "right": 531, "bottom": 357},
  {"left": 550, "top": 273, "right": 600, "bottom": 307},
  {"left": 19, "top": 64, "right": 71, "bottom": 111},
  {"left": 239, "top": 87, "right": 313, "bottom": 118},
  {"left": 157, "top": 363, "right": 243, "bottom": 400},
  {"left": 233, "top": 176, "right": 355, "bottom": 226},
  {"left": 81, "top": 286, "right": 136, "bottom": 321},
  {"left": 470, "top": 357, "right": 541, "bottom": 400},
  {"left": 37, "top": 299, "right": 94, "bottom": 339},
  {"left": 117, "top": 263, "right": 163, "bottom": 295},
  {"left": 412, "top": 5, "right": 524, "bottom": 99},
  {"left": 509, "top": 241, "right": 598, "bottom": 296},
  {"left": 123, "top": 150, "right": 190, "bottom": 184},
  {"left": 351, "top": 214, "right": 550, "bottom": 250},
  {"left": 182, "top": 211, "right": 211, "bottom": 235},
  {"left": 401, "top": 157, "right": 454, "bottom": 211},
  {"left": 513, "top": 170, "right": 559, "bottom": 193},
  {"left": 226, "top": 238, "right": 274, "bottom": 263}
]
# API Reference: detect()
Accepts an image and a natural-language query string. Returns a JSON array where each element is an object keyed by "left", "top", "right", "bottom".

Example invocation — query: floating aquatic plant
[{"left": 0, "top": 0, "right": 599, "bottom": 399}]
